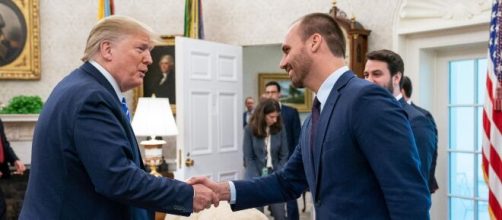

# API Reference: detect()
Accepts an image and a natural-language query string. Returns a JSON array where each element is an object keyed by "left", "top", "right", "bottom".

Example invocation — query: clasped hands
[{"left": 187, "top": 176, "right": 231, "bottom": 212}]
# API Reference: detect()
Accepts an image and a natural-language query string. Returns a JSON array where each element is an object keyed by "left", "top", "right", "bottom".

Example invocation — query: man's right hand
[
  {"left": 192, "top": 183, "right": 219, "bottom": 212},
  {"left": 187, "top": 176, "right": 231, "bottom": 202}
]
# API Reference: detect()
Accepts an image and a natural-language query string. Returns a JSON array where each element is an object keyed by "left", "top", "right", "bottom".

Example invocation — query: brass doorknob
[
  {"left": 185, "top": 153, "right": 194, "bottom": 167},
  {"left": 185, "top": 158, "right": 194, "bottom": 167}
]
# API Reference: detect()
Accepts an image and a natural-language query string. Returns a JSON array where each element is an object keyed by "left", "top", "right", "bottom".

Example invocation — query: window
[{"left": 448, "top": 58, "right": 489, "bottom": 220}]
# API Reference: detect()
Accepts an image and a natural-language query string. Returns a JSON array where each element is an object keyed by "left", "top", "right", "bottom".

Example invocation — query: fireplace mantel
[{"left": 0, "top": 114, "right": 38, "bottom": 164}]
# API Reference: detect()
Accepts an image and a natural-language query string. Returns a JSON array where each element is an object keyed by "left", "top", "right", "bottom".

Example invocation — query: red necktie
[
  {"left": 310, "top": 97, "right": 321, "bottom": 153},
  {"left": 0, "top": 135, "right": 5, "bottom": 163}
]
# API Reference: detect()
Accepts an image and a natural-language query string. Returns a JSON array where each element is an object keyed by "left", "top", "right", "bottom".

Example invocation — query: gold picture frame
[
  {"left": 0, "top": 0, "right": 40, "bottom": 80},
  {"left": 133, "top": 36, "right": 176, "bottom": 114},
  {"left": 258, "top": 73, "right": 313, "bottom": 112}
]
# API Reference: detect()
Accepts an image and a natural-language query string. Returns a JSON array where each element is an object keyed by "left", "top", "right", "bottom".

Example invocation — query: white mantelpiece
[{"left": 0, "top": 114, "right": 38, "bottom": 164}]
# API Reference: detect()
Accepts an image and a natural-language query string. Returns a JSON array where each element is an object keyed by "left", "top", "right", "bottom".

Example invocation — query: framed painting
[
  {"left": 0, "top": 0, "right": 40, "bottom": 80},
  {"left": 133, "top": 36, "right": 176, "bottom": 114},
  {"left": 258, "top": 73, "right": 313, "bottom": 112}
]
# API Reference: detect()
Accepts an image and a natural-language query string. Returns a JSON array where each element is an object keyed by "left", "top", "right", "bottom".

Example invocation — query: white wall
[{"left": 0, "top": 0, "right": 399, "bottom": 105}]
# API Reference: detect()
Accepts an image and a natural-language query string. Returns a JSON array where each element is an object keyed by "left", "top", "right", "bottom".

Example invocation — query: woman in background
[{"left": 243, "top": 98, "right": 288, "bottom": 220}]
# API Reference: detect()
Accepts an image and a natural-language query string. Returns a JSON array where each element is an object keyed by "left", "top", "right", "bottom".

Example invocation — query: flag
[
  {"left": 98, "top": 0, "right": 114, "bottom": 20},
  {"left": 184, "top": 0, "right": 204, "bottom": 39},
  {"left": 483, "top": 0, "right": 502, "bottom": 219}
]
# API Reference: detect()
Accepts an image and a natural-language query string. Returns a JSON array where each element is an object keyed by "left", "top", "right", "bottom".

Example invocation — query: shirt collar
[
  {"left": 316, "top": 66, "right": 349, "bottom": 112},
  {"left": 89, "top": 60, "right": 124, "bottom": 101},
  {"left": 394, "top": 93, "right": 403, "bottom": 101}
]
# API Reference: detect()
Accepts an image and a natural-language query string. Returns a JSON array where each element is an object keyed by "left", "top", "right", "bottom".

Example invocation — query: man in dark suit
[
  {"left": 0, "top": 118, "right": 26, "bottom": 220},
  {"left": 188, "top": 13, "right": 430, "bottom": 219},
  {"left": 243, "top": 96, "right": 254, "bottom": 127},
  {"left": 263, "top": 81, "right": 301, "bottom": 220},
  {"left": 19, "top": 16, "right": 217, "bottom": 220},
  {"left": 401, "top": 75, "right": 439, "bottom": 193},
  {"left": 364, "top": 49, "right": 437, "bottom": 188}
]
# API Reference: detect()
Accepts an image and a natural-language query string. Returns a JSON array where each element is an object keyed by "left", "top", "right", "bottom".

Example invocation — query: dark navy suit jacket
[
  {"left": 280, "top": 105, "right": 301, "bottom": 158},
  {"left": 231, "top": 71, "right": 430, "bottom": 219},
  {"left": 399, "top": 98, "right": 436, "bottom": 186},
  {"left": 411, "top": 102, "right": 439, "bottom": 192},
  {"left": 20, "top": 62, "right": 193, "bottom": 220}
]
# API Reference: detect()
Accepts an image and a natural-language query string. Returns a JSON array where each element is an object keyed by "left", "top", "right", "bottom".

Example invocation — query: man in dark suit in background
[
  {"left": 364, "top": 49, "right": 437, "bottom": 188},
  {"left": 0, "top": 118, "right": 26, "bottom": 220},
  {"left": 401, "top": 75, "right": 439, "bottom": 193},
  {"left": 20, "top": 15, "right": 217, "bottom": 220},
  {"left": 243, "top": 96, "right": 255, "bottom": 127},
  {"left": 263, "top": 81, "right": 301, "bottom": 220},
  {"left": 189, "top": 13, "right": 430, "bottom": 219}
]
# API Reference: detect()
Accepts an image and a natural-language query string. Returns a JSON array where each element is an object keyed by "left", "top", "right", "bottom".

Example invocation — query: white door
[{"left": 173, "top": 37, "right": 243, "bottom": 182}]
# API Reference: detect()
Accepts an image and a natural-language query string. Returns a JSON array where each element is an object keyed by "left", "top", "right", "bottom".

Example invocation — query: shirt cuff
[{"left": 228, "top": 181, "right": 237, "bottom": 204}]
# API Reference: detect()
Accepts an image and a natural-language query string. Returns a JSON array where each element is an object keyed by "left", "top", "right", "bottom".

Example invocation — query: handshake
[{"left": 187, "top": 176, "right": 231, "bottom": 212}]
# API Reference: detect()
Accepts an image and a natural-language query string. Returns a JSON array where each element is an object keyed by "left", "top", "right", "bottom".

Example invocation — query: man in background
[
  {"left": 263, "top": 81, "right": 301, "bottom": 220},
  {"left": 401, "top": 75, "right": 439, "bottom": 193},
  {"left": 20, "top": 15, "right": 217, "bottom": 220},
  {"left": 0, "top": 118, "right": 26, "bottom": 220},
  {"left": 243, "top": 97, "right": 255, "bottom": 127},
  {"left": 364, "top": 49, "right": 437, "bottom": 187}
]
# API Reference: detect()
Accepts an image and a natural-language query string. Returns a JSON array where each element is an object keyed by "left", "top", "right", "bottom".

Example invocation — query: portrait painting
[
  {"left": 0, "top": 0, "right": 40, "bottom": 80},
  {"left": 133, "top": 36, "right": 176, "bottom": 113},
  {"left": 258, "top": 73, "right": 313, "bottom": 112}
]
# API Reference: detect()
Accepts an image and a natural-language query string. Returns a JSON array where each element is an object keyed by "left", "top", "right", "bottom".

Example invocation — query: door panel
[{"left": 174, "top": 37, "right": 243, "bottom": 181}]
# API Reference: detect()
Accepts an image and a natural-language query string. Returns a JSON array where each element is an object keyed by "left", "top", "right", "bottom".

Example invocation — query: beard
[
  {"left": 384, "top": 77, "right": 394, "bottom": 94},
  {"left": 289, "top": 48, "right": 312, "bottom": 88}
]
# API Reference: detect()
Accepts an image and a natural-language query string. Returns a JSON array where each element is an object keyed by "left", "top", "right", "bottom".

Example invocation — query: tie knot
[{"left": 313, "top": 97, "right": 321, "bottom": 112}]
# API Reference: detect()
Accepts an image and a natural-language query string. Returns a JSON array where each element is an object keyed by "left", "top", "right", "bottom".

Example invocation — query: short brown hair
[
  {"left": 298, "top": 13, "right": 346, "bottom": 58},
  {"left": 366, "top": 49, "right": 404, "bottom": 79},
  {"left": 81, "top": 15, "right": 157, "bottom": 62}
]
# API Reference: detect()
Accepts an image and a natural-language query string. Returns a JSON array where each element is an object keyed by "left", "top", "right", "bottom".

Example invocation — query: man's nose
[{"left": 144, "top": 51, "right": 153, "bottom": 65}]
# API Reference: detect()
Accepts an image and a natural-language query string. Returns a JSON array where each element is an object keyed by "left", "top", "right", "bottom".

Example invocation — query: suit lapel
[
  {"left": 80, "top": 62, "right": 143, "bottom": 167},
  {"left": 312, "top": 71, "right": 355, "bottom": 197}
]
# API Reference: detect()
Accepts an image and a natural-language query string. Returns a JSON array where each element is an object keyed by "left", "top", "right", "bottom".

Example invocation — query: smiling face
[
  {"left": 279, "top": 23, "right": 312, "bottom": 88},
  {"left": 107, "top": 32, "right": 153, "bottom": 92}
]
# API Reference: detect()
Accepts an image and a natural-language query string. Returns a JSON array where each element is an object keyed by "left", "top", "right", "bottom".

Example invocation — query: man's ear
[
  {"left": 310, "top": 33, "right": 322, "bottom": 52},
  {"left": 394, "top": 72, "right": 402, "bottom": 86},
  {"left": 99, "top": 41, "right": 113, "bottom": 61}
]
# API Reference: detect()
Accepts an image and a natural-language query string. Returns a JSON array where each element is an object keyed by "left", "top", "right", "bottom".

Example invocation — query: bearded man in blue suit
[
  {"left": 188, "top": 13, "right": 430, "bottom": 219},
  {"left": 20, "top": 16, "right": 217, "bottom": 220},
  {"left": 364, "top": 50, "right": 437, "bottom": 188}
]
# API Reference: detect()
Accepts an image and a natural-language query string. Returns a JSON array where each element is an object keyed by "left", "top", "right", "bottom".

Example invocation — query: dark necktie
[
  {"left": 310, "top": 97, "right": 321, "bottom": 152},
  {"left": 121, "top": 97, "right": 131, "bottom": 122}
]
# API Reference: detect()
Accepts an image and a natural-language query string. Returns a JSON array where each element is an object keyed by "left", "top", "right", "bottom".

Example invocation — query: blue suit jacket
[
  {"left": 399, "top": 98, "right": 436, "bottom": 186},
  {"left": 242, "top": 126, "right": 289, "bottom": 179},
  {"left": 231, "top": 71, "right": 430, "bottom": 219},
  {"left": 20, "top": 62, "right": 193, "bottom": 220},
  {"left": 411, "top": 102, "right": 439, "bottom": 192},
  {"left": 280, "top": 105, "right": 301, "bottom": 158}
]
